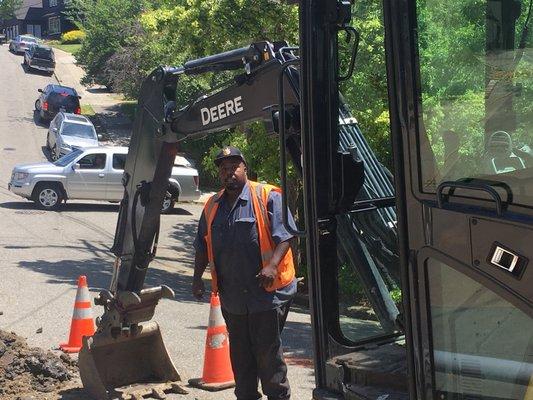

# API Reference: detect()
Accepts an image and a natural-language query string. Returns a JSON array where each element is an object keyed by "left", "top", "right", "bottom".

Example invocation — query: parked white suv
[
  {"left": 47, "top": 113, "right": 100, "bottom": 160},
  {"left": 8, "top": 147, "right": 201, "bottom": 212}
]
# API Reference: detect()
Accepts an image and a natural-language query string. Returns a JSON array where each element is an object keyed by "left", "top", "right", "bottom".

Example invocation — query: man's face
[{"left": 218, "top": 157, "right": 247, "bottom": 191}]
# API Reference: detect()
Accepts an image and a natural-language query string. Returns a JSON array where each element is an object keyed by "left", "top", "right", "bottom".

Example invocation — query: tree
[
  {"left": 66, "top": 0, "right": 145, "bottom": 88},
  {"left": 0, "top": 0, "right": 22, "bottom": 20},
  {"left": 137, "top": 0, "right": 299, "bottom": 187}
]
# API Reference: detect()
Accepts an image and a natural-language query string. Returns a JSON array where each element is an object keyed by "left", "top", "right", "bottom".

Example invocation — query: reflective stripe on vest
[{"left": 203, "top": 181, "right": 295, "bottom": 294}]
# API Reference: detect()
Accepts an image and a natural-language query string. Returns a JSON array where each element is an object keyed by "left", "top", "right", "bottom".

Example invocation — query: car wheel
[
  {"left": 161, "top": 192, "right": 176, "bottom": 214},
  {"left": 51, "top": 144, "right": 58, "bottom": 161},
  {"left": 35, "top": 99, "right": 41, "bottom": 111},
  {"left": 33, "top": 183, "right": 63, "bottom": 211}
]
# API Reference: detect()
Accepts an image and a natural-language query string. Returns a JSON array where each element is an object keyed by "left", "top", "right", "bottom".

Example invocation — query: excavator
[{"left": 78, "top": 0, "right": 533, "bottom": 399}]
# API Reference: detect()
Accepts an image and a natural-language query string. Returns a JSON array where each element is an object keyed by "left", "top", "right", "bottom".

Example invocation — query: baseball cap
[{"left": 214, "top": 146, "right": 247, "bottom": 166}]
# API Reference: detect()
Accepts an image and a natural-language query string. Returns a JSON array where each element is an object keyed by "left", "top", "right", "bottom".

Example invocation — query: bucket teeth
[
  {"left": 151, "top": 387, "right": 166, "bottom": 399},
  {"left": 170, "top": 382, "right": 189, "bottom": 395},
  {"left": 113, "top": 381, "right": 187, "bottom": 399}
]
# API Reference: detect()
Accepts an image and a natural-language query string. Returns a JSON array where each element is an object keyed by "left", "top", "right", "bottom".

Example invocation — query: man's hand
[
  {"left": 256, "top": 264, "right": 278, "bottom": 289},
  {"left": 192, "top": 277, "right": 205, "bottom": 300}
]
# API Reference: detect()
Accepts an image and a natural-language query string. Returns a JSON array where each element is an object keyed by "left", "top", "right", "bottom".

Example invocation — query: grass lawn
[
  {"left": 48, "top": 43, "right": 82, "bottom": 55},
  {"left": 120, "top": 101, "right": 137, "bottom": 121},
  {"left": 80, "top": 104, "right": 96, "bottom": 116}
]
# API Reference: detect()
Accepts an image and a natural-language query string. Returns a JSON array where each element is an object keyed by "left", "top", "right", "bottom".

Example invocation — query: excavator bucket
[
  {"left": 78, "top": 287, "right": 187, "bottom": 399},
  {"left": 79, "top": 321, "right": 183, "bottom": 399}
]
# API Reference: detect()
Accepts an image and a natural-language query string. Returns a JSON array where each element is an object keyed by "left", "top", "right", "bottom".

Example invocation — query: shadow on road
[
  {"left": 0, "top": 201, "right": 39, "bottom": 210},
  {"left": 0, "top": 201, "right": 120, "bottom": 213},
  {"left": 41, "top": 145, "right": 54, "bottom": 161},
  {"left": 0, "top": 199, "right": 194, "bottom": 214},
  {"left": 167, "top": 220, "right": 198, "bottom": 266},
  {"left": 86, "top": 87, "right": 111, "bottom": 94},
  {"left": 283, "top": 317, "right": 314, "bottom": 369},
  {"left": 33, "top": 109, "right": 49, "bottom": 127},
  {"left": 20, "top": 62, "right": 54, "bottom": 77},
  {"left": 15, "top": 230, "right": 207, "bottom": 305},
  {"left": 166, "top": 207, "right": 193, "bottom": 216},
  {"left": 17, "top": 255, "right": 207, "bottom": 304}
]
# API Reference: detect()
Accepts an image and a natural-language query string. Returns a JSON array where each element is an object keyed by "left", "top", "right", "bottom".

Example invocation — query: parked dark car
[
  {"left": 0, "top": 31, "right": 6, "bottom": 45},
  {"left": 34, "top": 84, "right": 82, "bottom": 122},
  {"left": 24, "top": 44, "right": 55, "bottom": 75}
]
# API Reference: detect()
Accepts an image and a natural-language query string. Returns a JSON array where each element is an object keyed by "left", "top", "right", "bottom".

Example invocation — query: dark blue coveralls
[{"left": 194, "top": 183, "right": 296, "bottom": 400}]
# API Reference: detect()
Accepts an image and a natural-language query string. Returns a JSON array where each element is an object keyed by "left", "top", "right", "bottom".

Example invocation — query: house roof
[
  {"left": 25, "top": 7, "right": 46, "bottom": 20},
  {"left": 14, "top": 0, "right": 43, "bottom": 20}
]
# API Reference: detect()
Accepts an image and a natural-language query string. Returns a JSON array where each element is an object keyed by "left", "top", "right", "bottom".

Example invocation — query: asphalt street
[{"left": 0, "top": 44, "right": 315, "bottom": 399}]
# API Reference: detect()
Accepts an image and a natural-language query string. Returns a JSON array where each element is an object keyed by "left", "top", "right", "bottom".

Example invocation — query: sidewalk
[{"left": 52, "top": 48, "right": 133, "bottom": 145}]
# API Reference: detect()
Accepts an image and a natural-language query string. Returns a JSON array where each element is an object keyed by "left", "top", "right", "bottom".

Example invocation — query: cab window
[
  {"left": 78, "top": 153, "right": 107, "bottom": 170},
  {"left": 416, "top": 0, "right": 533, "bottom": 208},
  {"left": 112, "top": 154, "right": 127, "bottom": 170}
]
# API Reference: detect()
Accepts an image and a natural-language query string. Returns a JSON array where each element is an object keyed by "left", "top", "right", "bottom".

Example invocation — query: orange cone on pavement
[
  {"left": 188, "top": 292, "right": 235, "bottom": 391},
  {"left": 60, "top": 275, "right": 95, "bottom": 353}
]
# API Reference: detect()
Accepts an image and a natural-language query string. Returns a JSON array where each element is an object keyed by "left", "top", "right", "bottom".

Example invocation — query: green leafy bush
[{"left": 61, "top": 30, "right": 86, "bottom": 44}]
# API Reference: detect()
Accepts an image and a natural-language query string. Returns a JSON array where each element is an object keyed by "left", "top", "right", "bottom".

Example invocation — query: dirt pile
[{"left": 0, "top": 330, "right": 78, "bottom": 399}]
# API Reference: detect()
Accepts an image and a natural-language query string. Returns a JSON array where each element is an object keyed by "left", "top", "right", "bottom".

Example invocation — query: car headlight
[{"left": 14, "top": 172, "right": 29, "bottom": 181}]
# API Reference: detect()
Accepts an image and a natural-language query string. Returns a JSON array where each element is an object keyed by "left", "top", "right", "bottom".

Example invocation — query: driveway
[{"left": 0, "top": 44, "right": 314, "bottom": 399}]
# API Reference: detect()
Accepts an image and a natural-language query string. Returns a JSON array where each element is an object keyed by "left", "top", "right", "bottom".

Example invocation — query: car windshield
[
  {"left": 61, "top": 123, "right": 96, "bottom": 139},
  {"left": 21, "top": 36, "right": 36, "bottom": 43},
  {"left": 54, "top": 149, "right": 82, "bottom": 166},
  {"left": 34, "top": 48, "right": 53, "bottom": 60}
]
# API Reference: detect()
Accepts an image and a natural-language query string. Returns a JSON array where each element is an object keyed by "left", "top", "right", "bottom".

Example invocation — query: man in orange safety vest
[{"left": 192, "top": 146, "right": 296, "bottom": 400}]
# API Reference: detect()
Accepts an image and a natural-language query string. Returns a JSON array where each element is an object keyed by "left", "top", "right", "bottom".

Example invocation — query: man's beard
[{"left": 224, "top": 177, "right": 244, "bottom": 191}]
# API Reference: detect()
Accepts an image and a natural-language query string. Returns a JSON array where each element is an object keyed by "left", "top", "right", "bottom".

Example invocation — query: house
[{"left": 1, "top": 0, "right": 75, "bottom": 40}]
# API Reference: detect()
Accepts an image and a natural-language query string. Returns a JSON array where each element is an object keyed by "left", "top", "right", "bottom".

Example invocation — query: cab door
[
  {"left": 67, "top": 152, "right": 109, "bottom": 200},
  {"left": 105, "top": 152, "right": 127, "bottom": 201},
  {"left": 385, "top": 0, "right": 533, "bottom": 398}
]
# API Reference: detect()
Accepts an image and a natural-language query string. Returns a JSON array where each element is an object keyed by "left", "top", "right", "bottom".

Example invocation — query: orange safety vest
[{"left": 203, "top": 180, "right": 295, "bottom": 294}]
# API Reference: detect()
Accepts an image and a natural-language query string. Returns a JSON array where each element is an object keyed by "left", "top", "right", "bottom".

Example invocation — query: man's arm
[
  {"left": 256, "top": 239, "right": 292, "bottom": 288},
  {"left": 256, "top": 189, "right": 296, "bottom": 289},
  {"left": 192, "top": 250, "right": 208, "bottom": 299}
]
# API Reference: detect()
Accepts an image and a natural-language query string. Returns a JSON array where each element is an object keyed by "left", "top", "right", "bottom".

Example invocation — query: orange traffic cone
[
  {"left": 188, "top": 292, "right": 235, "bottom": 391},
  {"left": 60, "top": 275, "right": 95, "bottom": 353}
]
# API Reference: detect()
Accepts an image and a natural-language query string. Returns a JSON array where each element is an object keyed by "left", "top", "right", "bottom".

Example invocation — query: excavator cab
[{"left": 302, "top": 0, "right": 533, "bottom": 399}]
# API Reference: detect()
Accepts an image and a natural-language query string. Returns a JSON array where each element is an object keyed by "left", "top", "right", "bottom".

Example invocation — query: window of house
[
  {"left": 49, "top": 0, "right": 58, "bottom": 7},
  {"left": 48, "top": 17, "right": 60, "bottom": 34}
]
